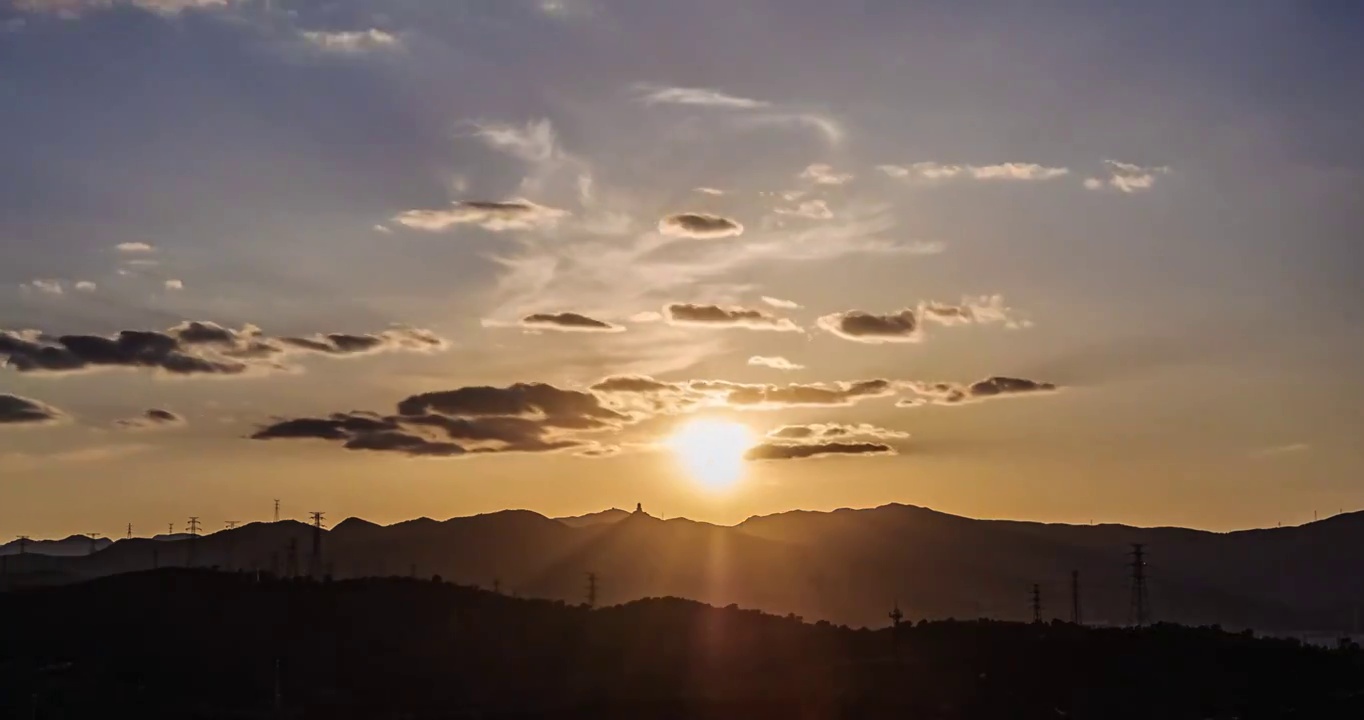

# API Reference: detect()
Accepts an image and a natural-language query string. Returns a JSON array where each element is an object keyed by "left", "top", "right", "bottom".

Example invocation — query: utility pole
[
  {"left": 86, "top": 533, "right": 101, "bottom": 556},
  {"left": 1031, "top": 584, "right": 1042, "bottom": 623},
  {"left": 273, "top": 499, "right": 280, "bottom": 523},
  {"left": 1129, "top": 543, "right": 1149, "bottom": 628},
  {"left": 308, "top": 512, "right": 325, "bottom": 579},
  {"left": 585, "top": 571, "right": 598, "bottom": 609},
  {"left": 1071, "top": 570, "right": 1083, "bottom": 625}
]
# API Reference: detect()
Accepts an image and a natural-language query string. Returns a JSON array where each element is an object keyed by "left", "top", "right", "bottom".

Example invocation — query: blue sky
[{"left": 1, "top": 0, "right": 1361, "bottom": 537}]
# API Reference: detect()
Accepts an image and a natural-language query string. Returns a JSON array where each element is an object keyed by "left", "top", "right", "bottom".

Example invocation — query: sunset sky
[{"left": 2, "top": 0, "right": 1362, "bottom": 539}]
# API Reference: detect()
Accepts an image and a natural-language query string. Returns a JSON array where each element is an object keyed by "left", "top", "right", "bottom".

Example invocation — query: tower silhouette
[
  {"left": 308, "top": 512, "right": 326, "bottom": 578},
  {"left": 16, "top": 536, "right": 29, "bottom": 555},
  {"left": 285, "top": 538, "right": 299, "bottom": 578},
  {"left": 1071, "top": 570, "right": 1083, "bottom": 625},
  {"left": 888, "top": 600, "right": 904, "bottom": 629},
  {"left": 86, "top": 533, "right": 101, "bottom": 555},
  {"left": 274, "top": 499, "right": 280, "bottom": 523},
  {"left": 186, "top": 517, "right": 201, "bottom": 567},
  {"left": 1129, "top": 543, "right": 1150, "bottom": 627},
  {"left": 1031, "top": 584, "right": 1042, "bottom": 623},
  {"left": 126, "top": 523, "right": 132, "bottom": 540},
  {"left": 585, "top": 571, "right": 598, "bottom": 608}
]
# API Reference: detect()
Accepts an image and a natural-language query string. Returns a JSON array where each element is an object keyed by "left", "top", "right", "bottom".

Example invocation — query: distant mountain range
[{"left": 3, "top": 504, "right": 1362, "bottom": 632}]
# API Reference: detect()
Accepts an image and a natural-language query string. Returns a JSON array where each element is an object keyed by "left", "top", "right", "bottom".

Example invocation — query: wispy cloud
[
  {"left": 115, "top": 242, "right": 155, "bottom": 253},
  {"left": 799, "top": 163, "right": 853, "bottom": 185},
  {"left": 749, "top": 355, "right": 804, "bottom": 371},
  {"left": 1249, "top": 442, "right": 1310, "bottom": 459},
  {"left": 879, "top": 162, "right": 1069, "bottom": 182},
  {"left": 634, "top": 84, "right": 771, "bottom": 109},
  {"left": 300, "top": 29, "right": 401, "bottom": 54},
  {"left": 393, "top": 200, "right": 568, "bottom": 233},
  {"left": 1085, "top": 159, "right": 1172, "bottom": 193}
]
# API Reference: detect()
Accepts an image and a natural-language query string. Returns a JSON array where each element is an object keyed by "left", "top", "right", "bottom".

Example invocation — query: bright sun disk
[{"left": 667, "top": 419, "right": 755, "bottom": 490}]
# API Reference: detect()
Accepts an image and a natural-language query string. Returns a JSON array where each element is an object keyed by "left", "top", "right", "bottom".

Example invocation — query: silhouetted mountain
[
  {"left": 0, "top": 534, "right": 112, "bottom": 557},
  {"left": 5, "top": 504, "right": 1364, "bottom": 632},
  {"left": 2, "top": 570, "right": 1360, "bottom": 719},
  {"left": 555, "top": 507, "right": 631, "bottom": 527}
]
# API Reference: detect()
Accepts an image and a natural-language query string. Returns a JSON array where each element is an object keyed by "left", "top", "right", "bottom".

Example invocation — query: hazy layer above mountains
[{"left": 5, "top": 503, "right": 1363, "bottom": 633}]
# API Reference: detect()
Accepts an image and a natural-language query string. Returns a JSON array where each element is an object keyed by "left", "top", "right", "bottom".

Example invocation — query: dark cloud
[
  {"left": 252, "top": 383, "right": 621, "bottom": 459},
  {"left": 590, "top": 376, "right": 682, "bottom": 394},
  {"left": 115, "top": 408, "right": 186, "bottom": 430},
  {"left": 0, "top": 394, "right": 66, "bottom": 426},
  {"left": 746, "top": 442, "right": 894, "bottom": 461},
  {"left": 906, "top": 376, "right": 1058, "bottom": 405},
  {"left": 665, "top": 303, "right": 800, "bottom": 332},
  {"left": 767, "top": 423, "right": 908, "bottom": 440},
  {"left": 521, "top": 312, "right": 623, "bottom": 333},
  {"left": 392, "top": 199, "right": 567, "bottom": 232},
  {"left": 691, "top": 379, "right": 894, "bottom": 408},
  {"left": 816, "top": 309, "right": 919, "bottom": 343},
  {"left": 0, "top": 323, "right": 446, "bottom": 377},
  {"left": 658, "top": 213, "right": 744, "bottom": 239}
]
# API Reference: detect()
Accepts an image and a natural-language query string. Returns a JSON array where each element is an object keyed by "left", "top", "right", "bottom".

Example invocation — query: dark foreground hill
[
  {"left": 2, "top": 570, "right": 1362, "bottom": 719},
  {"left": 7, "top": 503, "right": 1364, "bottom": 631}
]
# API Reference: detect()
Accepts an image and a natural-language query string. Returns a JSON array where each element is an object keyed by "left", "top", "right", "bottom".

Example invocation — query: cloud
[
  {"left": 799, "top": 163, "right": 853, "bottom": 185},
  {"left": 657, "top": 213, "right": 744, "bottom": 239},
  {"left": 919, "top": 295, "right": 1030, "bottom": 329},
  {"left": 520, "top": 312, "right": 623, "bottom": 333},
  {"left": 115, "top": 242, "right": 155, "bottom": 253},
  {"left": 775, "top": 199, "right": 833, "bottom": 220},
  {"left": 748, "top": 355, "right": 803, "bottom": 371},
  {"left": 0, "top": 322, "right": 446, "bottom": 377},
  {"left": 74, "top": 281, "right": 97, "bottom": 292},
  {"left": 13, "top": 0, "right": 229, "bottom": 17},
  {"left": 878, "top": 162, "right": 1069, "bottom": 182},
  {"left": 665, "top": 303, "right": 800, "bottom": 332},
  {"left": 1250, "top": 443, "right": 1311, "bottom": 459},
  {"left": 766, "top": 423, "right": 908, "bottom": 441},
  {"left": 165, "top": 279, "right": 184, "bottom": 290},
  {"left": 1088, "top": 159, "right": 1172, "bottom": 193},
  {"left": 115, "top": 408, "right": 186, "bottom": 430},
  {"left": 590, "top": 376, "right": 681, "bottom": 394},
  {"left": 628, "top": 311, "right": 663, "bottom": 323},
  {"left": 634, "top": 84, "right": 770, "bottom": 110},
  {"left": 301, "top": 29, "right": 400, "bottom": 53},
  {"left": 739, "top": 113, "right": 845, "bottom": 144},
  {"left": 373, "top": 224, "right": 393, "bottom": 234},
  {"left": 746, "top": 441, "right": 894, "bottom": 461},
  {"left": 694, "top": 187, "right": 725, "bottom": 196},
  {"left": 393, "top": 199, "right": 568, "bottom": 233},
  {"left": 0, "top": 394, "right": 65, "bottom": 426},
  {"left": 761, "top": 296, "right": 800, "bottom": 309},
  {"left": 253, "top": 383, "right": 627, "bottom": 458},
  {"left": 23, "top": 279, "right": 64, "bottom": 295},
  {"left": 905, "top": 376, "right": 1058, "bottom": 405},
  {"left": 473, "top": 119, "right": 558, "bottom": 164},
  {"left": 691, "top": 379, "right": 894, "bottom": 409},
  {"left": 817, "top": 309, "right": 919, "bottom": 343}
]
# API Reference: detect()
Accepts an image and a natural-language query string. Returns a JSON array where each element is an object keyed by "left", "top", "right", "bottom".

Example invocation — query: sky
[{"left": 2, "top": 0, "right": 1362, "bottom": 539}]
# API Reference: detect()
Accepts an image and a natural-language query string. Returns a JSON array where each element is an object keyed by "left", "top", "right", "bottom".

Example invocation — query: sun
[{"left": 667, "top": 419, "right": 756, "bottom": 490}]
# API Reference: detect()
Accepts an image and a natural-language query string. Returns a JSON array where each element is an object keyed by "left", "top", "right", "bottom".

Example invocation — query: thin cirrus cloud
[
  {"left": 817, "top": 309, "right": 920, "bottom": 343},
  {"left": 11, "top": 0, "right": 228, "bottom": 17},
  {"left": 1084, "top": 159, "right": 1172, "bottom": 193},
  {"left": 748, "top": 355, "right": 804, "bottom": 371},
  {"left": 22, "top": 279, "right": 64, "bottom": 295},
  {"left": 665, "top": 303, "right": 801, "bottom": 332},
  {"left": 878, "top": 162, "right": 1069, "bottom": 182},
  {"left": 761, "top": 296, "right": 801, "bottom": 309},
  {"left": 393, "top": 200, "right": 568, "bottom": 232},
  {"left": 520, "top": 312, "right": 624, "bottom": 333},
  {"left": 634, "top": 83, "right": 843, "bottom": 144},
  {"left": 0, "top": 394, "right": 66, "bottom": 426},
  {"left": 657, "top": 213, "right": 744, "bottom": 239},
  {"left": 919, "top": 295, "right": 1030, "bottom": 329},
  {"left": 0, "top": 322, "right": 446, "bottom": 377}
]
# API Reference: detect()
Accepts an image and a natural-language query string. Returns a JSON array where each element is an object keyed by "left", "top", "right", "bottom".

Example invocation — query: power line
[
  {"left": 1129, "top": 543, "right": 1150, "bottom": 628},
  {"left": 1071, "top": 570, "right": 1083, "bottom": 625}
]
